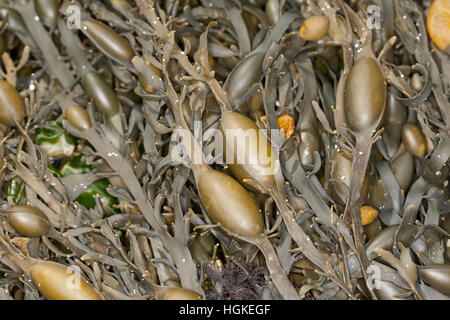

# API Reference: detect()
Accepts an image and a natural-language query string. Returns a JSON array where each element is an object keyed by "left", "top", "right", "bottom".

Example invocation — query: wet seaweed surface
[{"left": 0, "top": 0, "right": 448, "bottom": 300}]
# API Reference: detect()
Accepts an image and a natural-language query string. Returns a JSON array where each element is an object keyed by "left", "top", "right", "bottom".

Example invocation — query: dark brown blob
[
  {"left": 34, "top": 0, "right": 60, "bottom": 28},
  {"left": 265, "top": 0, "right": 280, "bottom": 25},
  {"left": 219, "top": 111, "right": 276, "bottom": 192},
  {"left": 5, "top": 205, "right": 50, "bottom": 238},
  {"left": 423, "top": 229, "right": 440, "bottom": 250},
  {"left": 65, "top": 105, "right": 91, "bottom": 131},
  {"left": 344, "top": 57, "right": 386, "bottom": 135},
  {"left": 417, "top": 264, "right": 450, "bottom": 295},
  {"left": 330, "top": 148, "right": 369, "bottom": 204},
  {"left": 247, "top": 0, "right": 263, "bottom": 7},
  {"left": 196, "top": 166, "right": 264, "bottom": 239},
  {"left": 298, "top": 123, "right": 320, "bottom": 169},
  {"left": 330, "top": 148, "right": 352, "bottom": 203},
  {"left": 81, "top": 20, "right": 134, "bottom": 65},
  {"left": 391, "top": 146, "right": 414, "bottom": 191},
  {"left": 220, "top": 56, "right": 239, "bottom": 71},
  {"left": 401, "top": 123, "right": 427, "bottom": 158},
  {"left": 225, "top": 52, "right": 264, "bottom": 107},
  {"left": 189, "top": 234, "right": 215, "bottom": 265},
  {"left": 382, "top": 91, "right": 407, "bottom": 153},
  {"left": 242, "top": 10, "right": 261, "bottom": 36},
  {"left": 363, "top": 217, "right": 383, "bottom": 241},
  {"left": 0, "top": 35, "right": 6, "bottom": 56},
  {"left": 81, "top": 72, "right": 120, "bottom": 118},
  {"left": 138, "top": 61, "right": 162, "bottom": 94},
  {"left": 12, "top": 287, "right": 25, "bottom": 300},
  {"left": 411, "top": 73, "right": 424, "bottom": 92},
  {"left": 247, "top": 89, "right": 264, "bottom": 120},
  {"left": 369, "top": 177, "right": 390, "bottom": 211},
  {"left": 287, "top": 190, "right": 309, "bottom": 212},
  {"left": 0, "top": 80, "right": 25, "bottom": 127}
]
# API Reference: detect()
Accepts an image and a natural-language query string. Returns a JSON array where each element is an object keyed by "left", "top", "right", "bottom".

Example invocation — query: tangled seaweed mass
[{"left": 0, "top": 0, "right": 448, "bottom": 301}]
